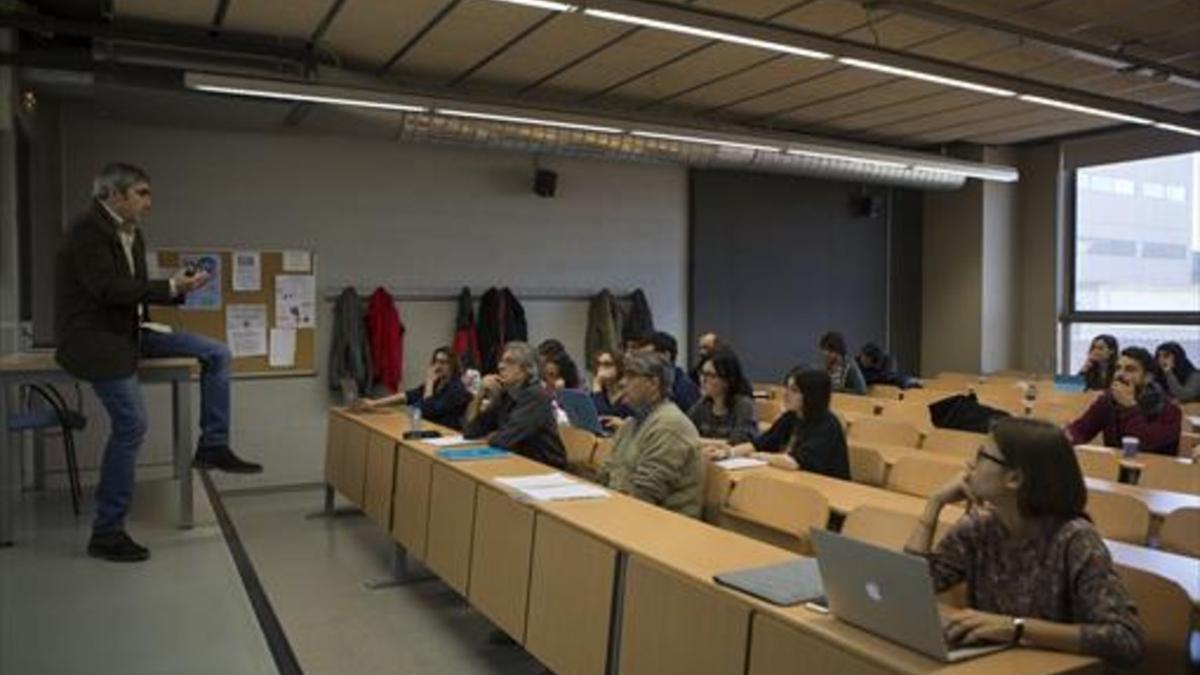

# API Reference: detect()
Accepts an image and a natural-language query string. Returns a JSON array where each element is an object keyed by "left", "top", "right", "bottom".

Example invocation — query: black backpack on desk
[{"left": 928, "top": 393, "right": 1012, "bottom": 433}]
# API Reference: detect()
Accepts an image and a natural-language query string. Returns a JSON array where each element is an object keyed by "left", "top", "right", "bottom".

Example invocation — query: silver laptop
[{"left": 810, "top": 528, "right": 1009, "bottom": 663}]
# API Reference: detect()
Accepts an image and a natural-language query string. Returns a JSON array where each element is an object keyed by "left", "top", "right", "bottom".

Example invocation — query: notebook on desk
[
  {"left": 713, "top": 558, "right": 825, "bottom": 606},
  {"left": 437, "top": 447, "right": 511, "bottom": 461}
]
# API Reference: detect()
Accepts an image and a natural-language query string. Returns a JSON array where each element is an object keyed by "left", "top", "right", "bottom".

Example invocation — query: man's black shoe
[
  {"left": 193, "top": 445, "right": 263, "bottom": 474},
  {"left": 88, "top": 530, "right": 150, "bottom": 563}
]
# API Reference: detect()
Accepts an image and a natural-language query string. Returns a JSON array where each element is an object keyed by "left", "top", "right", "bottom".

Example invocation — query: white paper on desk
[
  {"left": 232, "top": 251, "right": 261, "bottom": 292},
  {"left": 521, "top": 483, "right": 610, "bottom": 502},
  {"left": 275, "top": 275, "right": 316, "bottom": 328},
  {"left": 494, "top": 473, "right": 576, "bottom": 491},
  {"left": 269, "top": 328, "right": 296, "bottom": 367},
  {"left": 225, "top": 304, "right": 268, "bottom": 358},
  {"left": 282, "top": 250, "right": 311, "bottom": 272},
  {"left": 715, "top": 457, "right": 769, "bottom": 470},
  {"left": 424, "top": 435, "right": 484, "bottom": 447}
]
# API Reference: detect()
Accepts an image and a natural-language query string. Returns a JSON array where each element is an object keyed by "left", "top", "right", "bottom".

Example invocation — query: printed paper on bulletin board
[{"left": 150, "top": 249, "right": 317, "bottom": 378}]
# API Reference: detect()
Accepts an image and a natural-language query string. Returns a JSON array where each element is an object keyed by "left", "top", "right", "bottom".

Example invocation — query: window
[{"left": 1067, "top": 152, "right": 1200, "bottom": 372}]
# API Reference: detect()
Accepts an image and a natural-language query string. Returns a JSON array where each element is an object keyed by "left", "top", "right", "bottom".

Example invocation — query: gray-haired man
[
  {"left": 56, "top": 162, "right": 262, "bottom": 563},
  {"left": 598, "top": 352, "right": 704, "bottom": 517},
  {"left": 463, "top": 341, "right": 567, "bottom": 469}
]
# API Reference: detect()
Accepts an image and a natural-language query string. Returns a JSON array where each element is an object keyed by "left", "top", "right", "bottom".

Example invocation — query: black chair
[{"left": 6, "top": 383, "right": 87, "bottom": 514}]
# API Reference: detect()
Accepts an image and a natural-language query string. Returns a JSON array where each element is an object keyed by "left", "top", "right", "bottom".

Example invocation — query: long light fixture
[
  {"left": 632, "top": 130, "right": 781, "bottom": 153},
  {"left": 1153, "top": 122, "right": 1200, "bottom": 138},
  {"left": 487, "top": 0, "right": 577, "bottom": 11},
  {"left": 838, "top": 58, "right": 1015, "bottom": 97},
  {"left": 786, "top": 148, "right": 907, "bottom": 169},
  {"left": 189, "top": 83, "right": 427, "bottom": 112},
  {"left": 582, "top": 9, "right": 831, "bottom": 60},
  {"left": 436, "top": 108, "right": 623, "bottom": 133},
  {"left": 1017, "top": 94, "right": 1154, "bottom": 125},
  {"left": 913, "top": 164, "right": 1019, "bottom": 183}
]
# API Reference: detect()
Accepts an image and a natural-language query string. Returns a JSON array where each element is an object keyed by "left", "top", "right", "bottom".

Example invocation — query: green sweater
[{"left": 599, "top": 400, "right": 705, "bottom": 518}]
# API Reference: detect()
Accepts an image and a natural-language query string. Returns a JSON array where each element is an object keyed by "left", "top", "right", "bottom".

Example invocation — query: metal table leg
[
  {"left": 0, "top": 382, "right": 13, "bottom": 547},
  {"left": 172, "top": 375, "right": 193, "bottom": 529},
  {"left": 363, "top": 542, "right": 434, "bottom": 590}
]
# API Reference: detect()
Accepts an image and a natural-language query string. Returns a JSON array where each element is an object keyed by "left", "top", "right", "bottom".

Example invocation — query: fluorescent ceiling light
[
  {"left": 1017, "top": 95, "right": 1153, "bottom": 125},
  {"left": 786, "top": 148, "right": 907, "bottom": 169},
  {"left": 190, "top": 83, "right": 426, "bottom": 112},
  {"left": 838, "top": 58, "right": 1015, "bottom": 97},
  {"left": 488, "top": 0, "right": 577, "bottom": 10},
  {"left": 436, "top": 108, "right": 622, "bottom": 133},
  {"left": 1154, "top": 122, "right": 1200, "bottom": 138},
  {"left": 631, "top": 130, "right": 781, "bottom": 153},
  {"left": 583, "top": 9, "right": 831, "bottom": 60},
  {"left": 913, "top": 164, "right": 1019, "bottom": 183}
]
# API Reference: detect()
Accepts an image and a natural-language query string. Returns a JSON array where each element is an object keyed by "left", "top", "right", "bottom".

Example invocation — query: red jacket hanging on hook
[{"left": 366, "top": 287, "right": 404, "bottom": 393}]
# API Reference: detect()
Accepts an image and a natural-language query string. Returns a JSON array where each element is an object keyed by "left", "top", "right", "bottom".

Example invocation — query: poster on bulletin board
[{"left": 148, "top": 249, "right": 317, "bottom": 378}]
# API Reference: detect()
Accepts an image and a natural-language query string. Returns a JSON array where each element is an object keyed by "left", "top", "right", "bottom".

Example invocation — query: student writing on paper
[
  {"left": 596, "top": 352, "right": 704, "bottom": 518},
  {"left": 463, "top": 342, "right": 567, "bottom": 469},
  {"left": 359, "top": 347, "right": 471, "bottom": 430},
  {"left": 905, "top": 418, "right": 1143, "bottom": 667},
  {"left": 708, "top": 367, "right": 850, "bottom": 480}
]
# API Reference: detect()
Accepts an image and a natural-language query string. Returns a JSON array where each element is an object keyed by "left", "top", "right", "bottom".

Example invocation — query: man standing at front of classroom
[{"left": 56, "top": 163, "right": 263, "bottom": 563}]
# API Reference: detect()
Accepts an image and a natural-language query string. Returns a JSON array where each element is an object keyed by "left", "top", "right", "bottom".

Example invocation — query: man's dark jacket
[{"left": 55, "top": 201, "right": 174, "bottom": 381}]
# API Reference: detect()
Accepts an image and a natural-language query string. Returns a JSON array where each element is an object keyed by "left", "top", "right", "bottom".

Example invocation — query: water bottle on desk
[{"left": 409, "top": 403, "right": 422, "bottom": 430}]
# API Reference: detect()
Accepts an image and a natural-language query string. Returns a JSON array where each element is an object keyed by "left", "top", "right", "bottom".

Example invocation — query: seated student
[
  {"left": 591, "top": 349, "right": 634, "bottom": 419},
  {"left": 359, "top": 347, "right": 471, "bottom": 429},
  {"left": 541, "top": 349, "right": 582, "bottom": 392},
  {"left": 1078, "top": 334, "right": 1119, "bottom": 392},
  {"left": 711, "top": 367, "right": 850, "bottom": 480},
  {"left": 597, "top": 352, "right": 704, "bottom": 518},
  {"left": 689, "top": 331, "right": 721, "bottom": 385},
  {"left": 905, "top": 418, "right": 1143, "bottom": 667},
  {"left": 856, "top": 342, "right": 919, "bottom": 389},
  {"left": 688, "top": 348, "right": 757, "bottom": 444},
  {"left": 1066, "top": 347, "right": 1181, "bottom": 455},
  {"left": 820, "top": 331, "right": 867, "bottom": 395},
  {"left": 464, "top": 341, "right": 567, "bottom": 469},
  {"left": 1155, "top": 341, "right": 1200, "bottom": 403},
  {"left": 628, "top": 331, "right": 701, "bottom": 412}
]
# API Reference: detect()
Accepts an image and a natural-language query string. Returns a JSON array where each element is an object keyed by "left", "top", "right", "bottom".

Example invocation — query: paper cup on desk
[{"left": 1121, "top": 436, "right": 1140, "bottom": 458}]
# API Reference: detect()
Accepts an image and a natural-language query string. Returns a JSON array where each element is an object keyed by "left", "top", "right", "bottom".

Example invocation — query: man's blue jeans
[{"left": 90, "top": 330, "right": 231, "bottom": 533}]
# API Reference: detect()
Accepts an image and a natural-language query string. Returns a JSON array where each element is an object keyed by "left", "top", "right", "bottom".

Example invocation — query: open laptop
[
  {"left": 559, "top": 389, "right": 607, "bottom": 436},
  {"left": 810, "top": 529, "right": 1009, "bottom": 663}
]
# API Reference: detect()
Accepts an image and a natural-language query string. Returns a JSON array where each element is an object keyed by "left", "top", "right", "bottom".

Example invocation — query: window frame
[{"left": 1061, "top": 156, "right": 1200, "bottom": 373}]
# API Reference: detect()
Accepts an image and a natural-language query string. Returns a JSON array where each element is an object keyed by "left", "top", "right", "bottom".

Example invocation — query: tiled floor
[{"left": 1, "top": 481, "right": 548, "bottom": 675}]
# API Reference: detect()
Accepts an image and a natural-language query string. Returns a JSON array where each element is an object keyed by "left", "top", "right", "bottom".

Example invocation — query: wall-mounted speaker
[{"left": 534, "top": 169, "right": 558, "bottom": 198}]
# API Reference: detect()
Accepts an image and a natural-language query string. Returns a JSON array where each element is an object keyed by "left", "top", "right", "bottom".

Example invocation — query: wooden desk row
[
  {"left": 324, "top": 408, "right": 1101, "bottom": 675},
  {"left": 706, "top": 464, "right": 1200, "bottom": 609},
  {"left": 849, "top": 439, "right": 1200, "bottom": 520}
]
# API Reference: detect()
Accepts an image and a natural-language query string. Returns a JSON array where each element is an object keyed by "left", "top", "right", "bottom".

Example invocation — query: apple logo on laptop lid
[{"left": 865, "top": 581, "right": 884, "bottom": 603}]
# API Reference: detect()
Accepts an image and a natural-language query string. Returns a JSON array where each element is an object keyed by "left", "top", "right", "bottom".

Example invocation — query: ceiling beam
[
  {"left": 869, "top": 0, "right": 1200, "bottom": 89},
  {"left": 578, "top": 0, "right": 1200, "bottom": 128}
]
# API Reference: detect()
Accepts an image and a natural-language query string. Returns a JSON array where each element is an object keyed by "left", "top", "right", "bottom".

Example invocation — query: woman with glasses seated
[
  {"left": 688, "top": 348, "right": 757, "bottom": 444},
  {"left": 708, "top": 366, "right": 849, "bottom": 480},
  {"left": 905, "top": 417, "right": 1143, "bottom": 667},
  {"left": 357, "top": 346, "right": 471, "bottom": 429}
]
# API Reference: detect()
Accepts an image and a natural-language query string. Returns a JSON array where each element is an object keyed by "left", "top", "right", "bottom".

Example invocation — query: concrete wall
[
  {"left": 921, "top": 173, "right": 984, "bottom": 375},
  {"left": 39, "top": 103, "right": 688, "bottom": 488},
  {"left": 1015, "top": 143, "right": 1062, "bottom": 373}
]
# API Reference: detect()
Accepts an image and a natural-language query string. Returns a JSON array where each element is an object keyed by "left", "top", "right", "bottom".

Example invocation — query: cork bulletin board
[{"left": 150, "top": 249, "right": 317, "bottom": 378}]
